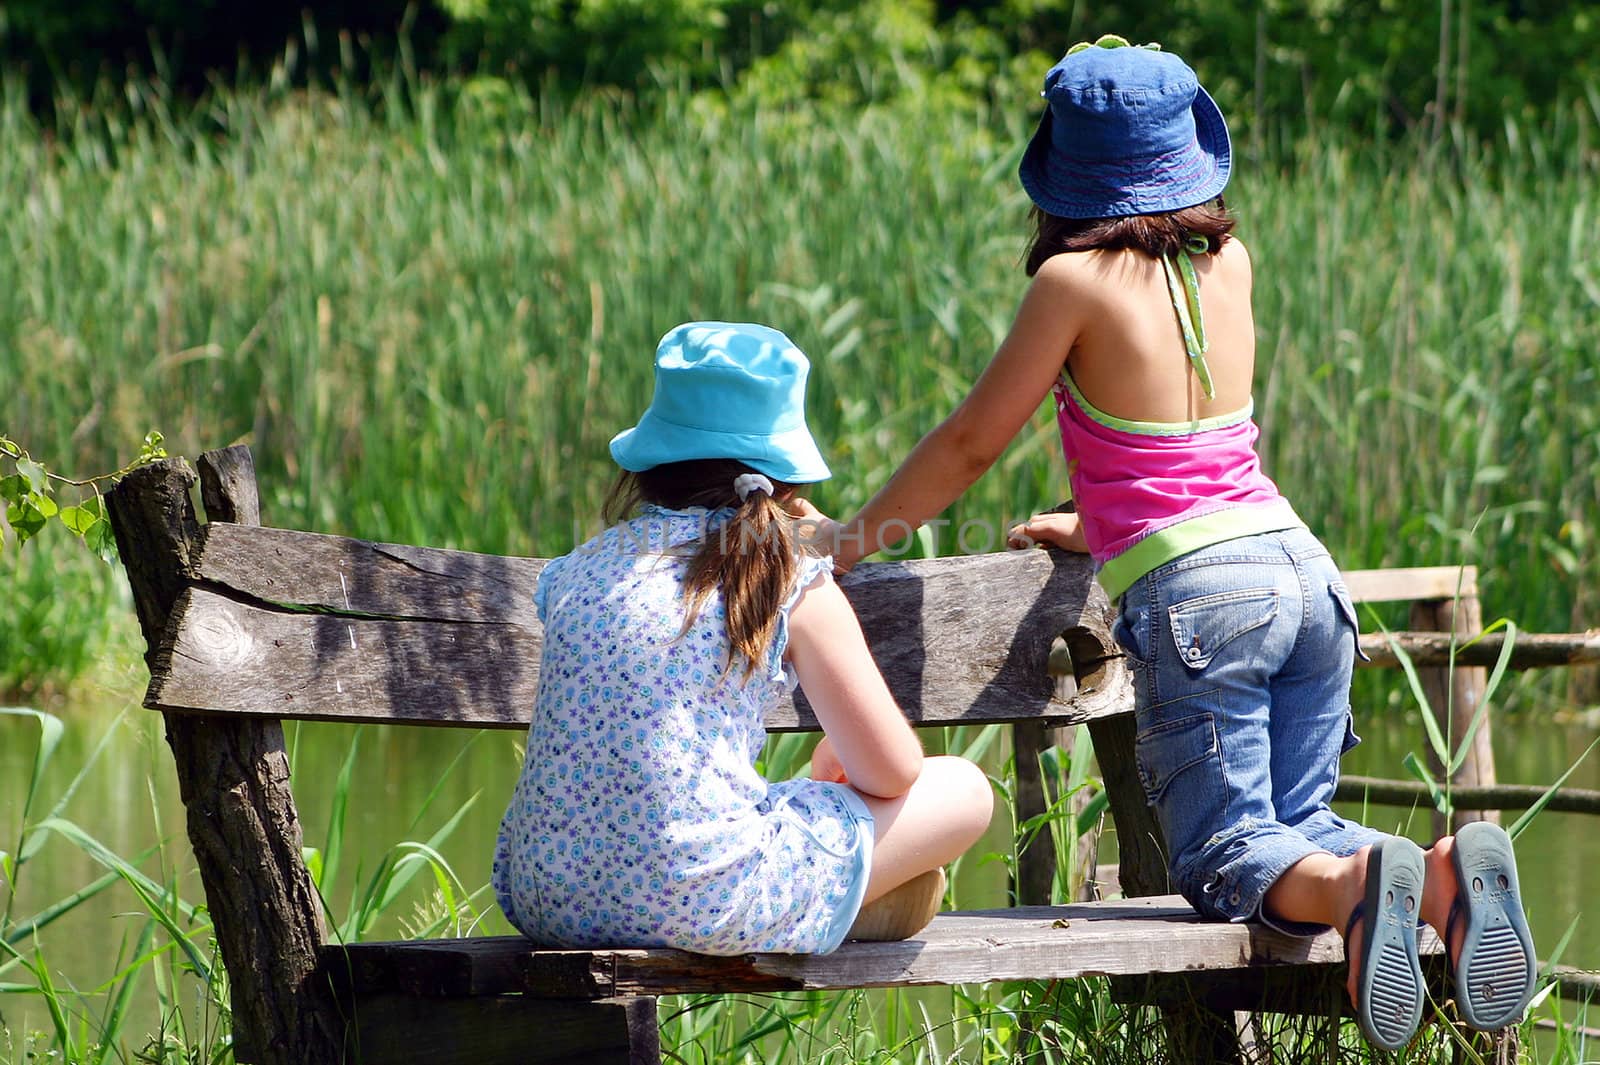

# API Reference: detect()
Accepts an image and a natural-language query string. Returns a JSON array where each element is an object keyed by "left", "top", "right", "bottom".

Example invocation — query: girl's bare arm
[
  {"left": 837, "top": 260, "right": 1087, "bottom": 569},
  {"left": 785, "top": 570, "right": 922, "bottom": 798}
]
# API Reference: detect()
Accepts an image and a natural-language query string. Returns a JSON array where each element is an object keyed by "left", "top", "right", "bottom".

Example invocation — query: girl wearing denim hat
[
  {"left": 821, "top": 36, "right": 1536, "bottom": 1047},
  {"left": 492, "top": 321, "right": 992, "bottom": 956}
]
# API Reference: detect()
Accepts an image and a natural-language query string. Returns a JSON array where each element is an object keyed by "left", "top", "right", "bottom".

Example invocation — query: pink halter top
[{"left": 1053, "top": 247, "right": 1302, "bottom": 599}]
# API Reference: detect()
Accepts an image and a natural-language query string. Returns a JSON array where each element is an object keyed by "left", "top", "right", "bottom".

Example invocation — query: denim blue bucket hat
[
  {"left": 1019, "top": 35, "right": 1231, "bottom": 220},
  {"left": 609, "top": 321, "right": 831, "bottom": 484}
]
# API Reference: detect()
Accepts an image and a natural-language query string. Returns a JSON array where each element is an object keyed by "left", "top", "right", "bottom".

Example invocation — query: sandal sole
[
  {"left": 1355, "top": 837, "right": 1427, "bottom": 1050},
  {"left": 1452, "top": 821, "right": 1537, "bottom": 1030}
]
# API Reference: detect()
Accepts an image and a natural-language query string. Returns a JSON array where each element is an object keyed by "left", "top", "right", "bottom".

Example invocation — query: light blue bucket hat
[
  {"left": 1018, "top": 36, "right": 1231, "bottom": 220},
  {"left": 609, "top": 321, "right": 831, "bottom": 484}
]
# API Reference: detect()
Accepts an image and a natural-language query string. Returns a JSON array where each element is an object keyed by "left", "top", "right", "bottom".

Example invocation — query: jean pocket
[
  {"left": 1135, "top": 711, "right": 1222, "bottom": 806},
  {"left": 1328, "top": 580, "right": 1371, "bottom": 662},
  {"left": 1113, "top": 594, "right": 1152, "bottom": 666},
  {"left": 1166, "top": 588, "right": 1278, "bottom": 671}
]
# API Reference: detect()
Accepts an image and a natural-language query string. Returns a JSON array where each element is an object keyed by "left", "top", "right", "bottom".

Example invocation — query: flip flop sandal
[
  {"left": 1448, "top": 821, "right": 1537, "bottom": 1030},
  {"left": 1348, "top": 836, "right": 1427, "bottom": 1050}
]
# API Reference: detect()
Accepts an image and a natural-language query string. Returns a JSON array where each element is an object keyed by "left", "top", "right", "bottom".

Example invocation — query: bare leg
[
  {"left": 1262, "top": 847, "right": 1371, "bottom": 1004},
  {"left": 851, "top": 755, "right": 993, "bottom": 903}
]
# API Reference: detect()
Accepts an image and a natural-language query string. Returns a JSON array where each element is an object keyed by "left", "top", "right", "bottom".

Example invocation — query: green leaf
[
  {"left": 58, "top": 505, "right": 97, "bottom": 537},
  {"left": 1073, "top": 788, "right": 1110, "bottom": 838},
  {"left": 1383, "top": 628, "right": 1451, "bottom": 764},
  {"left": 14, "top": 458, "right": 49, "bottom": 495},
  {"left": 0, "top": 707, "right": 65, "bottom": 843},
  {"left": 0, "top": 474, "right": 25, "bottom": 505},
  {"left": 93, "top": 919, "right": 157, "bottom": 1064},
  {"left": 1448, "top": 619, "right": 1517, "bottom": 774},
  {"left": 6, "top": 498, "right": 50, "bottom": 544},
  {"left": 138, "top": 430, "right": 167, "bottom": 463},
  {"left": 4, "top": 866, "right": 129, "bottom": 941},
  {"left": 85, "top": 516, "right": 117, "bottom": 563},
  {"left": 321, "top": 733, "right": 362, "bottom": 897},
  {"left": 303, "top": 847, "right": 324, "bottom": 889}
]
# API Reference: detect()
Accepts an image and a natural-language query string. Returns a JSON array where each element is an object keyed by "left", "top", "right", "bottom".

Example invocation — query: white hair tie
[{"left": 733, "top": 473, "right": 774, "bottom": 501}]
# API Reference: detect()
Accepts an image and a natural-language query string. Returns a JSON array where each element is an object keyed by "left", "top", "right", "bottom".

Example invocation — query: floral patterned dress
[{"left": 492, "top": 505, "right": 875, "bottom": 955}]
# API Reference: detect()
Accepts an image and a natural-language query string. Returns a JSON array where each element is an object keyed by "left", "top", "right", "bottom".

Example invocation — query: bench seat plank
[
  {"left": 149, "top": 525, "right": 1129, "bottom": 730},
  {"left": 327, "top": 896, "right": 1440, "bottom": 999}
]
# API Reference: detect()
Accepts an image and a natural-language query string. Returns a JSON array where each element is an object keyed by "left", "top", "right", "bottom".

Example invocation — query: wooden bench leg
[
  {"left": 343, "top": 994, "right": 659, "bottom": 1065},
  {"left": 1088, "top": 715, "right": 1244, "bottom": 1065}
]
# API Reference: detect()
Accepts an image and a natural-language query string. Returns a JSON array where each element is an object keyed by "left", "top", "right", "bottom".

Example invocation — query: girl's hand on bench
[
  {"left": 1009, "top": 511, "right": 1088, "bottom": 553},
  {"left": 785, "top": 497, "right": 852, "bottom": 572}
]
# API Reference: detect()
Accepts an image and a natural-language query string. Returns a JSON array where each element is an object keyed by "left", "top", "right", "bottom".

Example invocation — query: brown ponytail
[{"left": 604, "top": 459, "right": 807, "bottom": 683}]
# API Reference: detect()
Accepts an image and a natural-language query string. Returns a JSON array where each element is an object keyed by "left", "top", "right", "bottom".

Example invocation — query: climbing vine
[{"left": 0, "top": 431, "right": 168, "bottom": 561}]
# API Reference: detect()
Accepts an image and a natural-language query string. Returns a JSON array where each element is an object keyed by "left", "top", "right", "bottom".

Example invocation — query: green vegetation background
[
  {"left": 5, "top": 0, "right": 1600, "bottom": 137},
  {"left": 1, "top": 5, "right": 1598, "bottom": 1061},
  {"left": 3, "top": 8, "right": 1598, "bottom": 696}
]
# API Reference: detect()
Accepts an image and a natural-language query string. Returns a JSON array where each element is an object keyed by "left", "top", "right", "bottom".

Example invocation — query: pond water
[{"left": 2, "top": 688, "right": 1596, "bottom": 1047}]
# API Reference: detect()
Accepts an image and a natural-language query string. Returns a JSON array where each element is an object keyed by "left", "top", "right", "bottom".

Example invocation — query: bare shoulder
[
  {"left": 1039, "top": 246, "right": 1126, "bottom": 282},
  {"left": 1030, "top": 248, "right": 1130, "bottom": 305},
  {"left": 1217, "top": 235, "right": 1253, "bottom": 278}
]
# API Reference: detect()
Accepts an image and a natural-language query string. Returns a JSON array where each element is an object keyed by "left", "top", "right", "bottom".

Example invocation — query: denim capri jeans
[{"left": 1112, "top": 525, "right": 1386, "bottom": 935}]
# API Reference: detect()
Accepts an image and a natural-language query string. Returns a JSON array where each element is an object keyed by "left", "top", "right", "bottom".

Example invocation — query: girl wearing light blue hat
[
  {"left": 492, "top": 321, "right": 993, "bottom": 956},
  {"left": 826, "top": 37, "right": 1535, "bottom": 1047}
]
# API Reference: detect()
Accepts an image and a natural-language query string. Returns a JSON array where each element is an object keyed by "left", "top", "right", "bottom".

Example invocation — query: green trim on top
[
  {"left": 1059, "top": 371, "right": 1252, "bottom": 437},
  {"left": 1097, "top": 501, "right": 1305, "bottom": 600}
]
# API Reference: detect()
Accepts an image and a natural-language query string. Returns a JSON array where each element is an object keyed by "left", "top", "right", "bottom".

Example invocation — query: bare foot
[{"left": 1421, "top": 835, "right": 1464, "bottom": 961}]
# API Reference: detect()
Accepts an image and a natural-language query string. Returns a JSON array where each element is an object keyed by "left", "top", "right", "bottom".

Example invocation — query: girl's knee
[{"left": 923, "top": 756, "right": 994, "bottom": 840}]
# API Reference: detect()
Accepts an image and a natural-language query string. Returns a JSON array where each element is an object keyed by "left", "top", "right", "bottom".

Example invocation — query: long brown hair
[
  {"left": 1024, "top": 198, "right": 1236, "bottom": 276},
  {"left": 604, "top": 458, "right": 809, "bottom": 683}
]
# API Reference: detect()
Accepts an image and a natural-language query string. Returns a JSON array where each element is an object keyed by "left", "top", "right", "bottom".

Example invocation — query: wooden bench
[{"left": 108, "top": 445, "right": 1445, "bottom": 1065}]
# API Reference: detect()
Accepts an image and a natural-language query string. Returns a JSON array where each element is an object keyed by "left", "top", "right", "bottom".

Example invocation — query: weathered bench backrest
[{"left": 145, "top": 520, "right": 1130, "bottom": 731}]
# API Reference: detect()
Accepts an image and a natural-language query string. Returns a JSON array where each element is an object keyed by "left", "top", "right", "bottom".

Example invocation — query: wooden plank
[
  {"left": 328, "top": 896, "right": 1441, "bottom": 999},
  {"left": 152, "top": 536, "right": 1131, "bottom": 731},
  {"left": 342, "top": 993, "right": 658, "bottom": 1065},
  {"left": 1335, "top": 775, "right": 1600, "bottom": 815},
  {"left": 1357, "top": 630, "right": 1600, "bottom": 669},
  {"left": 1343, "top": 566, "right": 1477, "bottom": 603},
  {"left": 193, "top": 522, "right": 546, "bottom": 627},
  {"left": 1111, "top": 949, "right": 1452, "bottom": 1014},
  {"left": 149, "top": 587, "right": 541, "bottom": 728}
]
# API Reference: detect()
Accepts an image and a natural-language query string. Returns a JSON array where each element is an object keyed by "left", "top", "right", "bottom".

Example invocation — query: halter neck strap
[{"left": 1161, "top": 247, "right": 1215, "bottom": 400}]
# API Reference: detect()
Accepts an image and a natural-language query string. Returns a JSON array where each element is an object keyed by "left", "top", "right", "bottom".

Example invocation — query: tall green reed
[
  {"left": 1, "top": 707, "right": 229, "bottom": 1063},
  {"left": 4, "top": 71, "right": 1595, "bottom": 700},
  {"left": 0, "top": 705, "right": 494, "bottom": 1061}
]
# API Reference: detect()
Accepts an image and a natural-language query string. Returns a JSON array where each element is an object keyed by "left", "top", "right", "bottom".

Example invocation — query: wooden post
[
  {"left": 1015, "top": 638, "right": 1108, "bottom": 906},
  {"left": 1087, "top": 713, "right": 1242, "bottom": 1065},
  {"left": 1013, "top": 719, "right": 1056, "bottom": 907},
  {"left": 109, "top": 449, "right": 345, "bottom": 1065},
  {"left": 1087, "top": 715, "right": 1169, "bottom": 900},
  {"left": 1409, "top": 568, "right": 1498, "bottom": 834}
]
